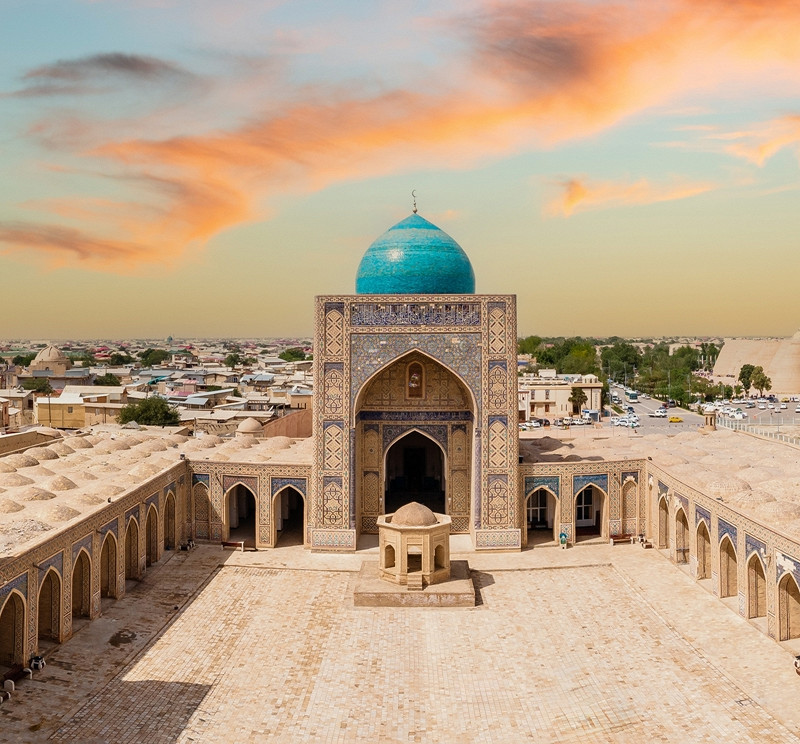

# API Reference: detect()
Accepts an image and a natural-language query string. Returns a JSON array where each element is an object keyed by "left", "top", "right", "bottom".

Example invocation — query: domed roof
[
  {"left": 236, "top": 417, "right": 263, "bottom": 434},
  {"left": 356, "top": 214, "right": 475, "bottom": 295},
  {"left": 392, "top": 501, "right": 438, "bottom": 526},
  {"left": 34, "top": 345, "right": 68, "bottom": 363}
]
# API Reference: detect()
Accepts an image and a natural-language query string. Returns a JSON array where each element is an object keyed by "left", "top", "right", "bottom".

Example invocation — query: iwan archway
[
  {"left": 272, "top": 486, "right": 306, "bottom": 547},
  {"left": 354, "top": 350, "right": 475, "bottom": 535}
]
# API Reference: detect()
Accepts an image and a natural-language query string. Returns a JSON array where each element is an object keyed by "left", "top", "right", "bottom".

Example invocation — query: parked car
[{"left": 669, "top": 416, "right": 683, "bottom": 423}]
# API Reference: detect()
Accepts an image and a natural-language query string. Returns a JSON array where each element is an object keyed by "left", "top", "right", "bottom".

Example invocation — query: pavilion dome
[
  {"left": 33, "top": 345, "right": 68, "bottom": 363},
  {"left": 392, "top": 501, "right": 438, "bottom": 526},
  {"left": 236, "top": 417, "right": 263, "bottom": 434},
  {"left": 355, "top": 214, "right": 475, "bottom": 294}
]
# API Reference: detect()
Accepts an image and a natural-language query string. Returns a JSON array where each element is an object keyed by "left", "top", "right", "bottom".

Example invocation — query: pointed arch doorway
[{"left": 384, "top": 431, "right": 446, "bottom": 515}]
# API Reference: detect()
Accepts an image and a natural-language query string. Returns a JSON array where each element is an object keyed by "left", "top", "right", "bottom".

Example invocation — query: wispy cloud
[
  {"left": 547, "top": 176, "right": 715, "bottom": 216},
  {"left": 4, "top": 0, "right": 800, "bottom": 271},
  {"left": 722, "top": 115, "right": 800, "bottom": 166}
]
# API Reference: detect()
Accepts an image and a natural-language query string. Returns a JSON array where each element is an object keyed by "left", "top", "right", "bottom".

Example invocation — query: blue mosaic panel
[
  {"left": 359, "top": 410, "right": 472, "bottom": 422},
  {"left": 146, "top": 492, "right": 159, "bottom": 509},
  {"left": 323, "top": 420, "right": 344, "bottom": 430},
  {"left": 99, "top": 518, "right": 118, "bottom": 538},
  {"left": 658, "top": 480, "right": 669, "bottom": 496},
  {"left": 674, "top": 492, "right": 689, "bottom": 512},
  {"left": 488, "top": 414, "right": 508, "bottom": 427},
  {"left": 777, "top": 551, "right": 800, "bottom": 587},
  {"left": 72, "top": 534, "right": 93, "bottom": 561},
  {"left": 271, "top": 477, "right": 307, "bottom": 497},
  {"left": 621, "top": 471, "right": 639, "bottom": 484},
  {"left": 487, "top": 359, "right": 507, "bottom": 370},
  {"left": 38, "top": 551, "right": 63, "bottom": 579},
  {"left": 125, "top": 505, "right": 139, "bottom": 525},
  {"left": 382, "top": 424, "right": 448, "bottom": 452},
  {"left": 746, "top": 534, "right": 767, "bottom": 561},
  {"left": 222, "top": 475, "right": 258, "bottom": 495},
  {"left": 573, "top": 473, "right": 609, "bottom": 495},
  {"left": 718, "top": 518, "right": 737, "bottom": 546},
  {"left": 325, "top": 301, "right": 345, "bottom": 313},
  {"left": 524, "top": 475, "right": 560, "bottom": 499},
  {"left": 350, "top": 333, "right": 482, "bottom": 415},
  {"left": 695, "top": 505, "right": 710, "bottom": 528},
  {"left": 351, "top": 302, "right": 481, "bottom": 327},
  {"left": 164, "top": 480, "right": 176, "bottom": 495},
  {"left": 324, "top": 361, "right": 344, "bottom": 372},
  {"left": 192, "top": 473, "right": 210, "bottom": 487},
  {"left": 0, "top": 572, "right": 28, "bottom": 604}
]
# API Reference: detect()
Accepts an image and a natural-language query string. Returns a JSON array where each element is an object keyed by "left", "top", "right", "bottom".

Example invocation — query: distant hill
[{"left": 713, "top": 332, "right": 800, "bottom": 395}]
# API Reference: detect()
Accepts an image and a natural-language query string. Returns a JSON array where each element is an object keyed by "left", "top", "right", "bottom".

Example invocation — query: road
[{"left": 607, "top": 384, "right": 703, "bottom": 431}]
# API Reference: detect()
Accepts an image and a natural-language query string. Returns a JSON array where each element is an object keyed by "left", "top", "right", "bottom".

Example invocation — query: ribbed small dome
[
  {"left": 356, "top": 214, "right": 475, "bottom": 294},
  {"left": 392, "top": 501, "right": 438, "bottom": 526}
]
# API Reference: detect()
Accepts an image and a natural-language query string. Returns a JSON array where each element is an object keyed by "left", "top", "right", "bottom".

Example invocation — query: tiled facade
[{"left": 311, "top": 295, "right": 520, "bottom": 551}]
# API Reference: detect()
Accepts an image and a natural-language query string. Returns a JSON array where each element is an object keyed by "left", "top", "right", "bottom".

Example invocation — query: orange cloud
[
  {"left": 547, "top": 176, "right": 715, "bottom": 216},
  {"left": 722, "top": 115, "right": 800, "bottom": 166},
  {"left": 5, "top": 0, "right": 800, "bottom": 271}
]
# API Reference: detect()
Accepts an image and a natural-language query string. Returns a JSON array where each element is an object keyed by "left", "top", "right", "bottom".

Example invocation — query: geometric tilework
[
  {"left": 524, "top": 475, "right": 560, "bottom": 499},
  {"left": 271, "top": 478, "right": 308, "bottom": 497},
  {"left": 573, "top": 473, "right": 609, "bottom": 495},
  {"left": 776, "top": 551, "right": 800, "bottom": 587},
  {"left": 718, "top": 518, "right": 737, "bottom": 546},
  {"left": 746, "top": 534, "right": 767, "bottom": 561},
  {"left": 695, "top": 504, "right": 710, "bottom": 528}
]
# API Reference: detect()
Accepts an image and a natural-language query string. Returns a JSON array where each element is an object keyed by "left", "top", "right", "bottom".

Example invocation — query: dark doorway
[
  {"left": 274, "top": 487, "right": 305, "bottom": 547},
  {"left": 385, "top": 431, "right": 445, "bottom": 514},
  {"left": 227, "top": 485, "right": 256, "bottom": 547}
]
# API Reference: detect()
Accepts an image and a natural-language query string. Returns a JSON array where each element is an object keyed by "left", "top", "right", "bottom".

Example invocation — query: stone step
[{"left": 406, "top": 573, "right": 424, "bottom": 591}]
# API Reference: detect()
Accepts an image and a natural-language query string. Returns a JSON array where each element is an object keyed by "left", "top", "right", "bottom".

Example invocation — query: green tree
[
  {"left": 224, "top": 353, "right": 241, "bottom": 369},
  {"left": 751, "top": 366, "right": 772, "bottom": 397},
  {"left": 69, "top": 352, "right": 97, "bottom": 366},
  {"left": 94, "top": 373, "right": 121, "bottom": 386},
  {"left": 568, "top": 386, "right": 588, "bottom": 415},
  {"left": 118, "top": 397, "right": 180, "bottom": 426},
  {"left": 12, "top": 353, "right": 35, "bottom": 366},
  {"left": 517, "top": 335, "right": 542, "bottom": 356},
  {"left": 110, "top": 352, "right": 135, "bottom": 365},
  {"left": 278, "top": 347, "right": 307, "bottom": 362},
  {"left": 738, "top": 363, "right": 755, "bottom": 393},
  {"left": 22, "top": 378, "right": 53, "bottom": 394},
  {"left": 140, "top": 348, "right": 170, "bottom": 367}
]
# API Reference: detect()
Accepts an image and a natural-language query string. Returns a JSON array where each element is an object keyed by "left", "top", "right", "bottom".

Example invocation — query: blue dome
[{"left": 355, "top": 214, "right": 475, "bottom": 294}]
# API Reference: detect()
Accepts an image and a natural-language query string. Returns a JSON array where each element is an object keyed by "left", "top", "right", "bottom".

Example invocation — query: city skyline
[{"left": 2, "top": 0, "right": 800, "bottom": 339}]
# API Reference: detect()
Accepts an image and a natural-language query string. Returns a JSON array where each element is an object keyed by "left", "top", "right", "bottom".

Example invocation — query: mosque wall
[
  {"left": 0, "top": 463, "right": 187, "bottom": 666},
  {"left": 644, "top": 463, "right": 800, "bottom": 640},
  {"left": 311, "top": 295, "right": 519, "bottom": 551}
]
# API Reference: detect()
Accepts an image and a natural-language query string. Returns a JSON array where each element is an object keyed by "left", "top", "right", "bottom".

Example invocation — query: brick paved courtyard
[{"left": 4, "top": 544, "right": 800, "bottom": 743}]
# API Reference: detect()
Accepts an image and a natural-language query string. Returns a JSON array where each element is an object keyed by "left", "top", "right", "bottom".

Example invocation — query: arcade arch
[
  {"left": 72, "top": 550, "right": 91, "bottom": 618},
  {"left": 524, "top": 487, "right": 558, "bottom": 546},
  {"left": 100, "top": 532, "right": 118, "bottom": 599},
  {"left": 272, "top": 486, "right": 306, "bottom": 547},
  {"left": 719, "top": 537, "right": 738, "bottom": 598},
  {"left": 658, "top": 497, "right": 669, "bottom": 549},
  {"left": 696, "top": 521, "right": 711, "bottom": 580},
  {"left": 675, "top": 508, "right": 689, "bottom": 564},
  {"left": 225, "top": 484, "right": 256, "bottom": 546},
  {"left": 146, "top": 505, "right": 159, "bottom": 567},
  {"left": 37, "top": 568, "right": 61, "bottom": 644},
  {"left": 125, "top": 518, "right": 140, "bottom": 581},
  {"left": 573, "top": 484, "right": 607, "bottom": 542},
  {"left": 164, "top": 492, "right": 177, "bottom": 551},
  {"left": 778, "top": 573, "right": 800, "bottom": 641},
  {"left": 0, "top": 591, "right": 25, "bottom": 668},
  {"left": 747, "top": 553, "right": 767, "bottom": 619}
]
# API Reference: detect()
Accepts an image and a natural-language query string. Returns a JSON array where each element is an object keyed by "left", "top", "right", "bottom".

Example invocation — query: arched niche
[{"left": 272, "top": 486, "right": 306, "bottom": 547}]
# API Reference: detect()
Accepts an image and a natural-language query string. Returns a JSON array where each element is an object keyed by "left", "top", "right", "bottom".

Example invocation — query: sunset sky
[{"left": 2, "top": 0, "right": 800, "bottom": 340}]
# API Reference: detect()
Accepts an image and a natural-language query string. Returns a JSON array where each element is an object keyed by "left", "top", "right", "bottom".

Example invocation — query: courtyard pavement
[{"left": 3, "top": 540, "right": 800, "bottom": 743}]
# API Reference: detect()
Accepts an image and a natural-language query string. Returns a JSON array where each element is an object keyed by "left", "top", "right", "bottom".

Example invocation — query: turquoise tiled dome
[{"left": 355, "top": 214, "right": 475, "bottom": 294}]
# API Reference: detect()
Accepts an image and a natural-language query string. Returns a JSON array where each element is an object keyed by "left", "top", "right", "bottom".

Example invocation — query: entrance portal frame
[{"left": 312, "top": 294, "right": 520, "bottom": 552}]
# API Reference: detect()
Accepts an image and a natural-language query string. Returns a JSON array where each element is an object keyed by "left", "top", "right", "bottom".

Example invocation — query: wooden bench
[
  {"left": 609, "top": 534, "right": 636, "bottom": 545},
  {"left": 221, "top": 540, "right": 246, "bottom": 553}
]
